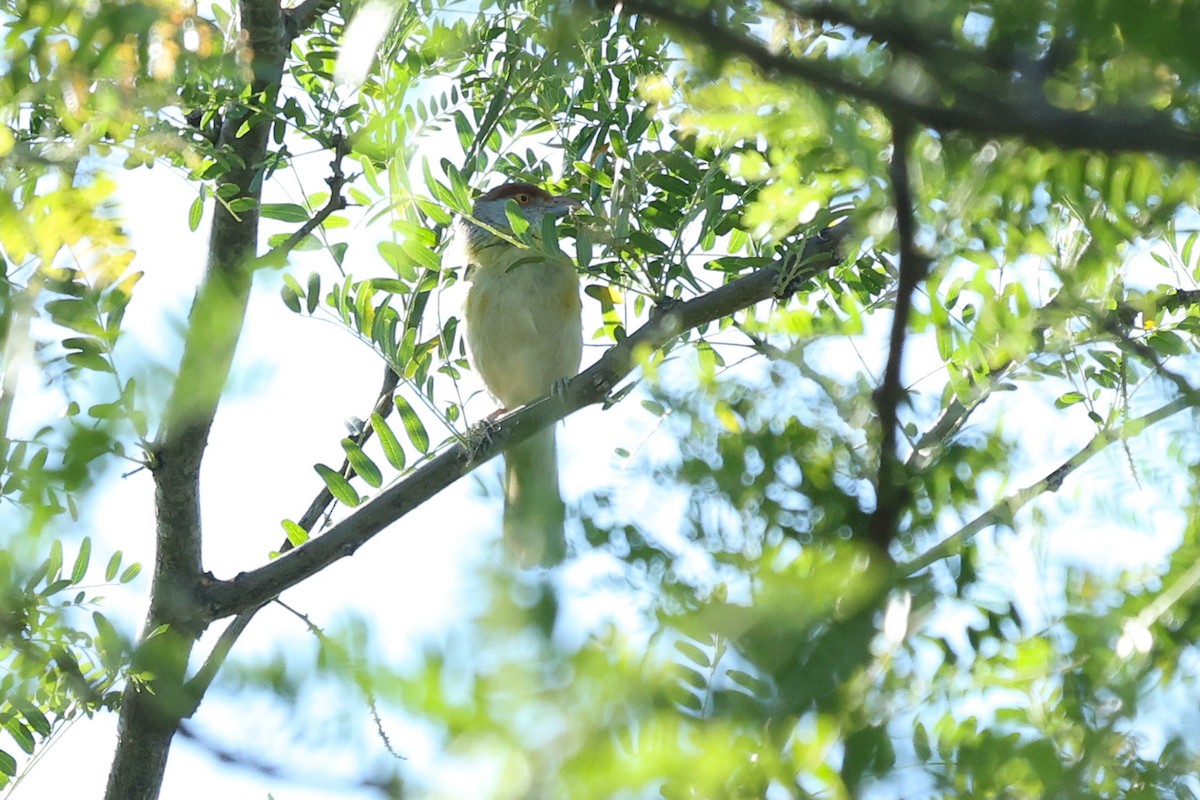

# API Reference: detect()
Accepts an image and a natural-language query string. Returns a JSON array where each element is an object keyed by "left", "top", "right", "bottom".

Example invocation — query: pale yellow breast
[{"left": 464, "top": 246, "right": 583, "bottom": 409}]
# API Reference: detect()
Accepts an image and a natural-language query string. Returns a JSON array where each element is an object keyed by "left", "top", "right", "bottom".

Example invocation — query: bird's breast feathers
[{"left": 465, "top": 248, "right": 583, "bottom": 408}]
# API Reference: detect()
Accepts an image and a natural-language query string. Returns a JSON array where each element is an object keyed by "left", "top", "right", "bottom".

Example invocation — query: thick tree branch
[
  {"left": 610, "top": 0, "right": 1200, "bottom": 159},
  {"left": 285, "top": 0, "right": 339, "bottom": 38},
  {"left": 200, "top": 224, "right": 850, "bottom": 618},
  {"left": 107, "top": 0, "right": 291, "bottom": 797}
]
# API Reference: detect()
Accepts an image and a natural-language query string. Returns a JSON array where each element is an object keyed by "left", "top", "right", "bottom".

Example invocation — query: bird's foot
[
  {"left": 465, "top": 415, "right": 503, "bottom": 464},
  {"left": 550, "top": 377, "right": 570, "bottom": 399}
]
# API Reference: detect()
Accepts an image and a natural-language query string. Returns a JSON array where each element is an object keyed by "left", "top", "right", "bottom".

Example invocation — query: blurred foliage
[{"left": 5, "top": 0, "right": 1200, "bottom": 796}]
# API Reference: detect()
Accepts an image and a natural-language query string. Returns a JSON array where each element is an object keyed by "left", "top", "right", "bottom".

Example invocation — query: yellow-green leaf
[
  {"left": 314, "top": 464, "right": 360, "bottom": 507},
  {"left": 371, "top": 412, "right": 405, "bottom": 470},
  {"left": 394, "top": 393, "right": 429, "bottom": 453}
]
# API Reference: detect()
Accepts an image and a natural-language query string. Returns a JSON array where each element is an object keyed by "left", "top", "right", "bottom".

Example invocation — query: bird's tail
[{"left": 503, "top": 427, "right": 566, "bottom": 566}]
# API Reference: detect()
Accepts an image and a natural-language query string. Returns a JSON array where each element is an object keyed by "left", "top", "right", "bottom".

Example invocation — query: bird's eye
[{"left": 517, "top": 193, "right": 530, "bottom": 203}]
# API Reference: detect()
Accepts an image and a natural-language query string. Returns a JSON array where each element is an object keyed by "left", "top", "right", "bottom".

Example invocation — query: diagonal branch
[
  {"left": 284, "top": 0, "right": 339, "bottom": 40},
  {"left": 609, "top": 0, "right": 1200, "bottom": 159},
  {"left": 259, "top": 133, "right": 351, "bottom": 266},
  {"left": 900, "top": 394, "right": 1195, "bottom": 576},
  {"left": 283, "top": 366, "right": 399, "bottom": 550},
  {"left": 200, "top": 223, "right": 851, "bottom": 619}
]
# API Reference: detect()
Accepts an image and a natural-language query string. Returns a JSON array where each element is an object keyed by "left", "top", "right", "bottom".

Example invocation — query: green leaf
[
  {"left": 1182, "top": 231, "right": 1198, "bottom": 267},
  {"left": 504, "top": 200, "right": 530, "bottom": 237},
  {"left": 371, "top": 413, "right": 405, "bottom": 470},
  {"left": 1054, "top": 391, "right": 1085, "bottom": 408},
  {"left": 66, "top": 352, "right": 114, "bottom": 373},
  {"left": 394, "top": 393, "right": 429, "bottom": 453},
  {"left": 440, "top": 316, "right": 458, "bottom": 357},
  {"left": 727, "top": 669, "right": 768, "bottom": 697},
  {"left": 306, "top": 272, "right": 321, "bottom": 314},
  {"left": 261, "top": 203, "right": 310, "bottom": 222},
  {"left": 47, "top": 539, "right": 63, "bottom": 582},
  {"left": 14, "top": 702, "right": 50, "bottom": 738},
  {"left": 1149, "top": 330, "right": 1189, "bottom": 356},
  {"left": 119, "top": 563, "right": 141, "bottom": 583},
  {"left": 398, "top": 238, "right": 441, "bottom": 270},
  {"left": 42, "top": 579, "right": 71, "bottom": 596},
  {"left": 105, "top": 550, "right": 122, "bottom": 581},
  {"left": 281, "top": 519, "right": 309, "bottom": 547},
  {"left": 540, "top": 213, "right": 563, "bottom": 257},
  {"left": 913, "top": 721, "right": 932, "bottom": 761},
  {"left": 188, "top": 195, "right": 204, "bottom": 231},
  {"left": 674, "top": 639, "right": 711, "bottom": 668},
  {"left": 93, "top": 611, "right": 125, "bottom": 669},
  {"left": 63, "top": 336, "right": 104, "bottom": 356},
  {"left": 2, "top": 719, "right": 33, "bottom": 755},
  {"left": 227, "top": 196, "right": 256, "bottom": 214},
  {"left": 378, "top": 241, "right": 418, "bottom": 281},
  {"left": 315, "top": 463, "right": 361, "bottom": 507},
  {"left": 331, "top": 242, "right": 348, "bottom": 268},
  {"left": 0, "top": 748, "right": 17, "bottom": 778},
  {"left": 87, "top": 402, "right": 123, "bottom": 420},
  {"left": 71, "top": 537, "right": 91, "bottom": 583},
  {"left": 281, "top": 283, "right": 302, "bottom": 313},
  {"left": 341, "top": 438, "right": 383, "bottom": 488}
]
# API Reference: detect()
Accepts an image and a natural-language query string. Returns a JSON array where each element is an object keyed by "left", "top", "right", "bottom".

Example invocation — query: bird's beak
[{"left": 549, "top": 197, "right": 584, "bottom": 217}]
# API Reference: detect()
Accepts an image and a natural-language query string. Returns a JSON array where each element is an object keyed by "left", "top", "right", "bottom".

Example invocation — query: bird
[{"left": 460, "top": 181, "right": 584, "bottom": 566}]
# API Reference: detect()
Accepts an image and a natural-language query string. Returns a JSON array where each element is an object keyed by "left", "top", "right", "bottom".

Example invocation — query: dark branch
[
  {"left": 284, "top": 0, "right": 339, "bottom": 40},
  {"left": 610, "top": 0, "right": 1200, "bottom": 159},
  {"left": 182, "top": 605, "right": 262, "bottom": 706},
  {"left": 867, "top": 119, "right": 926, "bottom": 553},
  {"left": 281, "top": 366, "right": 400, "bottom": 552},
  {"left": 258, "top": 133, "right": 350, "bottom": 265},
  {"left": 200, "top": 222, "right": 851, "bottom": 618}
]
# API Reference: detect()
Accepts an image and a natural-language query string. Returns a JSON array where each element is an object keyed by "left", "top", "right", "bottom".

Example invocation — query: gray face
[{"left": 460, "top": 182, "right": 581, "bottom": 256}]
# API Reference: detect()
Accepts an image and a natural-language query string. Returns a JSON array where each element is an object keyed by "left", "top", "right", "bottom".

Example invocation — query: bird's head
[{"left": 461, "top": 182, "right": 583, "bottom": 255}]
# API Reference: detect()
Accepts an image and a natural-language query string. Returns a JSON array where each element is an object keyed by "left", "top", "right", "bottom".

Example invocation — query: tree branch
[
  {"left": 905, "top": 372, "right": 1005, "bottom": 475},
  {"left": 867, "top": 119, "right": 926, "bottom": 553},
  {"left": 182, "top": 605, "right": 262, "bottom": 706},
  {"left": 106, "top": 0, "right": 291, "bottom": 796},
  {"left": 259, "top": 133, "right": 350, "bottom": 266},
  {"left": 282, "top": 366, "right": 400, "bottom": 552},
  {"left": 200, "top": 223, "right": 851, "bottom": 618},
  {"left": 900, "top": 394, "right": 1195, "bottom": 576},
  {"left": 284, "top": 0, "right": 339, "bottom": 40},
  {"left": 609, "top": 0, "right": 1200, "bottom": 159}
]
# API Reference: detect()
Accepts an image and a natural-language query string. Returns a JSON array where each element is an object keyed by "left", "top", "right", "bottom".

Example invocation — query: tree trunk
[{"left": 101, "top": 0, "right": 291, "bottom": 796}]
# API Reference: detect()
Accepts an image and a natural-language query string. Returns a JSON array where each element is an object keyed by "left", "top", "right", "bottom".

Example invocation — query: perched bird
[{"left": 460, "top": 182, "right": 584, "bottom": 565}]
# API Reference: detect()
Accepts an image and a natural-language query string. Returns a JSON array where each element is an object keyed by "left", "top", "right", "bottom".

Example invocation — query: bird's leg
[{"left": 464, "top": 414, "right": 503, "bottom": 464}]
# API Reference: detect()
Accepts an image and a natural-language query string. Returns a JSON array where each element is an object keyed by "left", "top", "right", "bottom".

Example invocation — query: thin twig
[
  {"left": 183, "top": 605, "right": 262, "bottom": 706},
  {"left": 258, "top": 134, "right": 351, "bottom": 264},
  {"left": 901, "top": 394, "right": 1194, "bottom": 576},
  {"left": 282, "top": 366, "right": 400, "bottom": 552}
]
